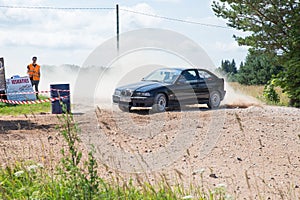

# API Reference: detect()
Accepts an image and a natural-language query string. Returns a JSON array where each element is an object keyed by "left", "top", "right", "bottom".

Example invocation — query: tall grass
[{"left": 228, "top": 82, "right": 290, "bottom": 106}]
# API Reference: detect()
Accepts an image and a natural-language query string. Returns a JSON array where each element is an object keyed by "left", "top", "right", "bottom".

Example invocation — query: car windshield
[{"left": 142, "top": 69, "right": 181, "bottom": 83}]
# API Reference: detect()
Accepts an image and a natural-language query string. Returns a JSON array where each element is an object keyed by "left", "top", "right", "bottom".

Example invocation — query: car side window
[
  {"left": 198, "top": 70, "right": 213, "bottom": 80},
  {"left": 180, "top": 70, "right": 198, "bottom": 83}
]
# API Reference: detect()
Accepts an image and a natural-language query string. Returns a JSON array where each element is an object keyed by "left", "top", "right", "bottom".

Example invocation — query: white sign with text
[{"left": 6, "top": 76, "right": 36, "bottom": 101}]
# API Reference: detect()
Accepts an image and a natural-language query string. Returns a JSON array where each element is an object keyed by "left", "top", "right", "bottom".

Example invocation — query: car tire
[
  {"left": 152, "top": 93, "right": 167, "bottom": 113},
  {"left": 118, "top": 105, "right": 131, "bottom": 112},
  {"left": 207, "top": 91, "right": 221, "bottom": 109}
]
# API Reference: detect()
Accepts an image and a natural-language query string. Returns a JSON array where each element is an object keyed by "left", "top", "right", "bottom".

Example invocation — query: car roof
[
  {"left": 159, "top": 67, "right": 212, "bottom": 72},
  {"left": 158, "top": 67, "right": 219, "bottom": 78}
]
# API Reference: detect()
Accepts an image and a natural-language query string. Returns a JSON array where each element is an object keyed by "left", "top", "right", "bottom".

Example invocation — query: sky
[{"left": 0, "top": 0, "right": 249, "bottom": 77}]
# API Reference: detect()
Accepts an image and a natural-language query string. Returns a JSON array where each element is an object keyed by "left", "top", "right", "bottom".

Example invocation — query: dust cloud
[
  {"left": 72, "top": 49, "right": 194, "bottom": 110},
  {"left": 41, "top": 62, "right": 261, "bottom": 110},
  {"left": 40, "top": 49, "right": 260, "bottom": 110},
  {"left": 221, "top": 81, "right": 262, "bottom": 109},
  {"left": 40, "top": 64, "right": 80, "bottom": 97}
]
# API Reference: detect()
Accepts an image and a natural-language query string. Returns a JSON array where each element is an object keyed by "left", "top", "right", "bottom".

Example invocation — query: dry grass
[{"left": 228, "top": 82, "right": 290, "bottom": 106}]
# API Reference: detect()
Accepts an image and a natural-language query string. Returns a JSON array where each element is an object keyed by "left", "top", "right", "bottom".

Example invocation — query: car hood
[{"left": 116, "top": 81, "right": 169, "bottom": 92}]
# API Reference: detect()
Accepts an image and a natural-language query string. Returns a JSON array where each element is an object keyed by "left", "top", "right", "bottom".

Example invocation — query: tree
[
  {"left": 217, "top": 59, "right": 238, "bottom": 82},
  {"left": 239, "top": 61, "right": 244, "bottom": 69},
  {"left": 217, "top": 59, "right": 237, "bottom": 82},
  {"left": 237, "top": 49, "right": 283, "bottom": 85},
  {"left": 275, "top": 47, "right": 300, "bottom": 107},
  {"left": 212, "top": 0, "right": 300, "bottom": 107},
  {"left": 212, "top": 0, "right": 299, "bottom": 54},
  {"left": 220, "top": 60, "right": 230, "bottom": 73},
  {"left": 229, "top": 59, "right": 237, "bottom": 74}
]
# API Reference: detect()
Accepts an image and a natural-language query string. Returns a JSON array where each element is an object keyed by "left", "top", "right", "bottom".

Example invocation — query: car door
[
  {"left": 195, "top": 76, "right": 209, "bottom": 100},
  {"left": 173, "top": 69, "right": 200, "bottom": 104},
  {"left": 197, "top": 70, "right": 214, "bottom": 100}
]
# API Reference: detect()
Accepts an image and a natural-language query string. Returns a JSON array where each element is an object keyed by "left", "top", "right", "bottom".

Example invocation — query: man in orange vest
[{"left": 27, "top": 56, "right": 41, "bottom": 99}]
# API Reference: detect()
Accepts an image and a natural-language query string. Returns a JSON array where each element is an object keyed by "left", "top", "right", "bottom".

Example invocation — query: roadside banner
[
  {"left": 6, "top": 76, "right": 36, "bottom": 101},
  {"left": 0, "top": 57, "right": 6, "bottom": 93}
]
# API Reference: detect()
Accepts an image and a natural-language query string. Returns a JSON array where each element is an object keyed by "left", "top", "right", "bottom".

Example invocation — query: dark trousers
[{"left": 31, "top": 80, "right": 39, "bottom": 99}]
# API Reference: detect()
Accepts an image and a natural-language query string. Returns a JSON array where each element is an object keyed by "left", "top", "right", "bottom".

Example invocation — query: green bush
[{"left": 263, "top": 80, "right": 280, "bottom": 104}]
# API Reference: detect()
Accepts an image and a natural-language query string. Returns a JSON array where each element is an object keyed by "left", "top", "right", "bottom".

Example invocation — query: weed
[{"left": 263, "top": 80, "right": 280, "bottom": 103}]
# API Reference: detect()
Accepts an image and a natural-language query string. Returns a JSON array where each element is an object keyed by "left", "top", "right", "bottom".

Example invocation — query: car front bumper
[{"left": 112, "top": 95, "right": 154, "bottom": 107}]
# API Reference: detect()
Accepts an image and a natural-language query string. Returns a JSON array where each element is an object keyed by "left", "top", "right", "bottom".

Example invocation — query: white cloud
[
  {"left": 0, "top": 0, "right": 249, "bottom": 74},
  {"left": 214, "top": 41, "right": 248, "bottom": 52},
  {"left": 120, "top": 3, "right": 161, "bottom": 31},
  {"left": 184, "top": 15, "right": 229, "bottom": 28},
  {"left": 0, "top": 2, "right": 160, "bottom": 49}
]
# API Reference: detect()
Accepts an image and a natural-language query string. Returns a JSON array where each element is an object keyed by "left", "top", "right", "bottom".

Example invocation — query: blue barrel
[{"left": 50, "top": 84, "right": 71, "bottom": 114}]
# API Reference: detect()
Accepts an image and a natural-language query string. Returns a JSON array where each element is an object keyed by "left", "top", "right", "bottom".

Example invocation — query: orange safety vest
[{"left": 27, "top": 64, "right": 41, "bottom": 81}]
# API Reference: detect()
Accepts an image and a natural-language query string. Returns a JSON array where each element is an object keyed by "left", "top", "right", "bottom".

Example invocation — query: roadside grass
[
  {"left": 0, "top": 164, "right": 228, "bottom": 200},
  {"left": 0, "top": 95, "right": 50, "bottom": 115},
  {"left": 228, "top": 82, "right": 290, "bottom": 106}
]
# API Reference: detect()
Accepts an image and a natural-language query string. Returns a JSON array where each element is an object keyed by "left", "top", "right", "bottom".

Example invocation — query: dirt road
[{"left": 0, "top": 105, "right": 299, "bottom": 199}]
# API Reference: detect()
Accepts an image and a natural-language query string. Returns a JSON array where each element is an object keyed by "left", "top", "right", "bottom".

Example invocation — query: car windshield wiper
[{"left": 144, "top": 80, "right": 161, "bottom": 82}]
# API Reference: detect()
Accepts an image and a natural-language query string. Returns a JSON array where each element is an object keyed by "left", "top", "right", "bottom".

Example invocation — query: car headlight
[
  {"left": 114, "top": 89, "right": 121, "bottom": 96},
  {"left": 142, "top": 92, "right": 151, "bottom": 97},
  {"left": 136, "top": 92, "right": 151, "bottom": 97}
]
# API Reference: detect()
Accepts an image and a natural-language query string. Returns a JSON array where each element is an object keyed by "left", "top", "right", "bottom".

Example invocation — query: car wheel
[
  {"left": 207, "top": 91, "right": 221, "bottom": 109},
  {"left": 118, "top": 105, "right": 131, "bottom": 112},
  {"left": 152, "top": 93, "right": 167, "bottom": 113}
]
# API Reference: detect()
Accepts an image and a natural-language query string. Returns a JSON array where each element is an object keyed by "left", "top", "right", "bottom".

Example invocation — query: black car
[{"left": 112, "top": 68, "right": 226, "bottom": 112}]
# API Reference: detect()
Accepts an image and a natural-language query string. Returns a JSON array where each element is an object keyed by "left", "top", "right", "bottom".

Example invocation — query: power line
[
  {"left": 120, "top": 8, "right": 231, "bottom": 29},
  {"left": 0, "top": 5, "right": 115, "bottom": 10},
  {"left": 0, "top": 5, "right": 231, "bottom": 29}
]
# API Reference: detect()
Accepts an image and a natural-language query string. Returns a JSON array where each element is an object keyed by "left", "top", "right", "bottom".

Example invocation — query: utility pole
[{"left": 116, "top": 4, "right": 119, "bottom": 51}]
